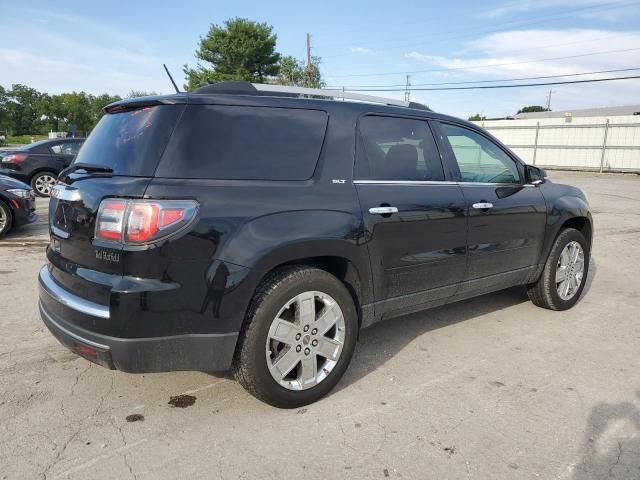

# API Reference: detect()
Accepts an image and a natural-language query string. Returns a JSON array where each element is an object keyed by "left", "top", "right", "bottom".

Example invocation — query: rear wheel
[
  {"left": 0, "top": 200, "right": 12, "bottom": 238},
  {"left": 527, "top": 228, "right": 590, "bottom": 310},
  {"left": 31, "top": 171, "right": 57, "bottom": 197},
  {"left": 233, "top": 266, "right": 358, "bottom": 408}
]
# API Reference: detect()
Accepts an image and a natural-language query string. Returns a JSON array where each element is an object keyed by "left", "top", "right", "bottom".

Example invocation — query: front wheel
[
  {"left": 233, "top": 266, "right": 358, "bottom": 408},
  {"left": 0, "top": 200, "right": 13, "bottom": 238},
  {"left": 527, "top": 228, "right": 590, "bottom": 310}
]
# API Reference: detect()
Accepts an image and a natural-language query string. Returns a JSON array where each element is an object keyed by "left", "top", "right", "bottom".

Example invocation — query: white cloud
[
  {"left": 405, "top": 29, "right": 640, "bottom": 76},
  {"left": 0, "top": 8, "right": 185, "bottom": 96},
  {"left": 482, "top": 0, "right": 612, "bottom": 19},
  {"left": 349, "top": 46, "right": 375, "bottom": 55},
  {"left": 402, "top": 29, "right": 640, "bottom": 117}
]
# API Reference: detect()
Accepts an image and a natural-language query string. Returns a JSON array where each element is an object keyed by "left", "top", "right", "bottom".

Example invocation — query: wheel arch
[
  {"left": 535, "top": 194, "right": 593, "bottom": 280},
  {"left": 29, "top": 168, "right": 59, "bottom": 182},
  {"left": 239, "top": 242, "right": 374, "bottom": 334}
]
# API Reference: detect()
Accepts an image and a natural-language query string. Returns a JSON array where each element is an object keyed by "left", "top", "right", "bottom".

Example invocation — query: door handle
[
  {"left": 369, "top": 206, "right": 398, "bottom": 215},
  {"left": 472, "top": 202, "right": 494, "bottom": 209}
]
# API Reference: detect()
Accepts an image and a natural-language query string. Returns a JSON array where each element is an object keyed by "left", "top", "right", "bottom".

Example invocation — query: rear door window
[
  {"left": 155, "top": 105, "right": 328, "bottom": 180},
  {"left": 72, "top": 105, "right": 184, "bottom": 176},
  {"left": 355, "top": 115, "right": 444, "bottom": 181}
]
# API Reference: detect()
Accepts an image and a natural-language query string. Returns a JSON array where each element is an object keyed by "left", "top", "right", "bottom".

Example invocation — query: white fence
[{"left": 472, "top": 115, "right": 640, "bottom": 173}]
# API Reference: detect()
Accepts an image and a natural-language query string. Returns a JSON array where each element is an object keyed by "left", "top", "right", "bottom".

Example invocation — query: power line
[
  {"left": 325, "top": 67, "right": 640, "bottom": 89},
  {"left": 332, "top": 75, "right": 640, "bottom": 92},
  {"left": 326, "top": 47, "right": 640, "bottom": 78}
]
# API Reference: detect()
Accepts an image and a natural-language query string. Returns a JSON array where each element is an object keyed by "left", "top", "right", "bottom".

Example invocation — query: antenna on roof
[{"left": 163, "top": 64, "right": 180, "bottom": 93}]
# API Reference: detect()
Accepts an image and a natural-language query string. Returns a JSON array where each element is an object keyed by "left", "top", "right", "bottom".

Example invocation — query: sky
[{"left": 1, "top": 0, "right": 639, "bottom": 118}]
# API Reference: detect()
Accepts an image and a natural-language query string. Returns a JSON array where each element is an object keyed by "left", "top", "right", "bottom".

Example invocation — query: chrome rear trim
[
  {"left": 39, "top": 266, "right": 110, "bottom": 319},
  {"left": 39, "top": 302, "right": 110, "bottom": 350}
]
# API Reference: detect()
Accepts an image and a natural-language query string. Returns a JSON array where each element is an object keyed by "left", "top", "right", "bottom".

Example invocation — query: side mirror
[{"left": 526, "top": 165, "right": 546, "bottom": 185}]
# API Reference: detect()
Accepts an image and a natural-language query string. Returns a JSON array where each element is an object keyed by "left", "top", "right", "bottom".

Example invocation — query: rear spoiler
[{"left": 103, "top": 94, "right": 188, "bottom": 114}]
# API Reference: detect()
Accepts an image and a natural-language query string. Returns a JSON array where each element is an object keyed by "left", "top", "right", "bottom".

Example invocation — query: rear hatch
[{"left": 48, "top": 104, "right": 185, "bottom": 304}]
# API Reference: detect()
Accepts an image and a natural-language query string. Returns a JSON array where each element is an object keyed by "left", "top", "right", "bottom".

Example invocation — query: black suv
[
  {"left": 38, "top": 83, "right": 592, "bottom": 407},
  {"left": 0, "top": 138, "right": 84, "bottom": 197}
]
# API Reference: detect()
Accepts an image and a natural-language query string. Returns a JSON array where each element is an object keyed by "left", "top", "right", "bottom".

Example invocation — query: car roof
[{"left": 105, "top": 91, "right": 479, "bottom": 129}]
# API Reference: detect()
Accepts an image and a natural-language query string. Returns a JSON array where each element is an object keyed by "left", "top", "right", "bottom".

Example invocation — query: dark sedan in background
[
  {"left": 0, "top": 175, "right": 37, "bottom": 238},
  {"left": 0, "top": 138, "right": 84, "bottom": 197}
]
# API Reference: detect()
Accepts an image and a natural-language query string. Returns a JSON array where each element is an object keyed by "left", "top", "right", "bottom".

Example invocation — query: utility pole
[
  {"left": 546, "top": 89, "right": 555, "bottom": 111},
  {"left": 306, "top": 33, "right": 312, "bottom": 87},
  {"left": 404, "top": 75, "right": 411, "bottom": 103}
]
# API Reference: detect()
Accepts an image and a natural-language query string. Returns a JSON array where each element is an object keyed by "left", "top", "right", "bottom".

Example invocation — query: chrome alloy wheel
[
  {"left": 266, "top": 291, "right": 346, "bottom": 391},
  {"left": 556, "top": 241, "right": 585, "bottom": 301},
  {"left": 0, "top": 206, "right": 6, "bottom": 232},
  {"left": 34, "top": 174, "right": 56, "bottom": 196}
]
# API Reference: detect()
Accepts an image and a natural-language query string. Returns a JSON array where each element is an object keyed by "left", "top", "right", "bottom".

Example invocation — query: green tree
[
  {"left": 276, "top": 55, "right": 324, "bottom": 88},
  {"left": 126, "top": 90, "right": 158, "bottom": 98},
  {"left": 517, "top": 105, "right": 549, "bottom": 114},
  {"left": 58, "top": 92, "right": 93, "bottom": 135},
  {"left": 90, "top": 93, "right": 122, "bottom": 129},
  {"left": 183, "top": 18, "right": 281, "bottom": 90},
  {"left": 6, "top": 84, "right": 46, "bottom": 135},
  {"left": 468, "top": 113, "right": 485, "bottom": 121},
  {"left": 0, "top": 86, "right": 9, "bottom": 133}
]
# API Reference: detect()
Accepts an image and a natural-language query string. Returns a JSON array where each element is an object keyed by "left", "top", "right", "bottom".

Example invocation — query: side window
[
  {"left": 356, "top": 116, "right": 444, "bottom": 181},
  {"left": 440, "top": 123, "right": 519, "bottom": 184},
  {"left": 52, "top": 142, "right": 81, "bottom": 155},
  {"left": 62, "top": 142, "right": 81, "bottom": 155},
  {"left": 31, "top": 144, "right": 52, "bottom": 154},
  {"left": 156, "top": 105, "right": 328, "bottom": 180}
]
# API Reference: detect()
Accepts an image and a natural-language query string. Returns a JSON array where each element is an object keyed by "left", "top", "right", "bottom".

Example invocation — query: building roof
[{"left": 514, "top": 105, "right": 640, "bottom": 119}]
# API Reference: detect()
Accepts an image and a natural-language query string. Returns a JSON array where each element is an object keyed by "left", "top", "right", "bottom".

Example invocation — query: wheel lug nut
[
  {"left": 311, "top": 328, "right": 318, "bottom": 335},
  {"left": 304, "top": 348, "right": 310, "bottom": 355},
  {"left": 312, "top": 339, "right": 318, "bottom": 347},
  {"left": 296, "top": 345, "right": 301, "bottom": 352},
  {"left": 303, "top": 325, "right": 309, "bottom": 332},
  {"left": 295, "top": 333, "right": 301, "bottom": 340}
]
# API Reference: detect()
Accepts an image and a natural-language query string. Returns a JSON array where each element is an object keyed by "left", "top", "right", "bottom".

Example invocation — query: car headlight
[{"left": 7, "top": 188, "right": 32, "bottom": 198}]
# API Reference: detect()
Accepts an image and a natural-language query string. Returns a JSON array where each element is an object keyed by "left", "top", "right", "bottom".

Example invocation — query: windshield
[{"left": 72, "top": 105, "right": 184, "bottom": 176}]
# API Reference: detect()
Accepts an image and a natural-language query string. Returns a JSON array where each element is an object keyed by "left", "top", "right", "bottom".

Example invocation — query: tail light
[
  {"left": 95, "top": 199, "right": 198, "bottom": 245},
  {"left": 1, "top": 153, "right": 27, "bottom": 164}
]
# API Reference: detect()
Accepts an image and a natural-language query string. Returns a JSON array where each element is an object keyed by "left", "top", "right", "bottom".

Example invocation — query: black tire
[
  {"left": 30, "top": 171, "right": 57, "bottom": 197},
  {"left": 233, "top": 266, "right": 358, "bottom": 408},
  {"left": 0, "top": 200, "right": 13, "bottom": 238},
  {"left": 527, "top": 228, "right": 590, "bottom": 311}
]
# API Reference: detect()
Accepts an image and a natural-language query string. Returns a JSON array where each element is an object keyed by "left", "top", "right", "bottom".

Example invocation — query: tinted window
[
  {"left": 356, "top": 116, "right": 444, "bottom": 181},
  {"left": 156, "top": 105, "right": 328, "bottom": 180},
  {"left": 73, "top": 105, "right": 183, "bottom": 176},
  {"left": 440, "top": 123, "right": 519, "bottom": 183},
  {"left": 31, "top": 144, "right": 52, "bottom": 154},
  {"left": 19, "top": 139, "right": 50, "bottom": 152}
]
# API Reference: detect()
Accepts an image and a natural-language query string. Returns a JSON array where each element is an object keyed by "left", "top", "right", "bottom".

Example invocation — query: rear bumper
[{"left": 38, "top": 266, "right": 238, "bottom": 373}]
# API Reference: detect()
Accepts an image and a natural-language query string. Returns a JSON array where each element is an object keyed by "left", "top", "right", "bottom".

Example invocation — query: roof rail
[{"left": 252, "top": 83, "right": 428, "bottom": 110}]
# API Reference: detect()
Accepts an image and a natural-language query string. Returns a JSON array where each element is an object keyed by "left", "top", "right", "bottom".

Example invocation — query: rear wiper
[
  {"left": 67, "top": 162, "right": 114, "bottom": 173},
  {"left": 59, "top": 162, "right": 114, "bottom": 179}
]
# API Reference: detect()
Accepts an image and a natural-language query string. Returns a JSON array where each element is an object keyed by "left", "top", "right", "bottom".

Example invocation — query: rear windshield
[
  {"left": 155, "top": 105, "right": 328, "bottom": 180},
  {"left": 72, "top": 105, "right": 184, "bottom": 176}
]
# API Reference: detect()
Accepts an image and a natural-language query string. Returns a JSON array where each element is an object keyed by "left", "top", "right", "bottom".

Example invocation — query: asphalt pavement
[{"left": 1, "top": 171, "right": 639, "bottom": 479}]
